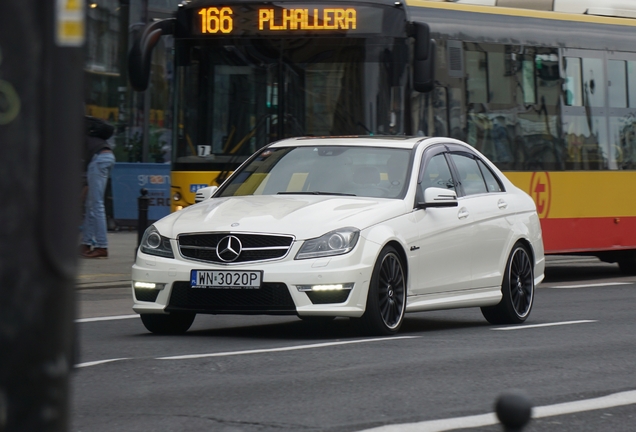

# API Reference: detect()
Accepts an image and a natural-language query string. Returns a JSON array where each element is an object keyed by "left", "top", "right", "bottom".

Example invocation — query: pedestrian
[{"left": 80, "top": 116, "right": 116, "bottom": 258}]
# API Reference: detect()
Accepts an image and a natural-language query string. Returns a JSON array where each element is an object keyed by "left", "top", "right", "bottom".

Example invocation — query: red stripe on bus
[{"left": 541, "top": 217, "right": 636, "bottom": 254}]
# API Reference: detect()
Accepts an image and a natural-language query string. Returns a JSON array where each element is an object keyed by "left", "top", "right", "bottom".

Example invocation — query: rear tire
[
  {"left": 357, "top": 246, "right": 406, "bottom": 335},
  {"left": 140, "top": 312, "right": 195, "bottom": 334},
  {"left": 481, "top": 243, "right": 534, "bottom": 325}
]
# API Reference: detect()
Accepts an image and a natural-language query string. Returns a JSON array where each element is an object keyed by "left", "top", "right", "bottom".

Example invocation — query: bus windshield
[{"left": 173, "top": 36, "right": 409, "bottom": 173}]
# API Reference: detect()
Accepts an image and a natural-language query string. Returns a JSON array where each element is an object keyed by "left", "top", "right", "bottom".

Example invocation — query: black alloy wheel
[
  {"left": 481, "top": 243, "right": 534, "bottom": 325},
  {"left": 358, "top": 246, "right": 406, "bottom": 335}
]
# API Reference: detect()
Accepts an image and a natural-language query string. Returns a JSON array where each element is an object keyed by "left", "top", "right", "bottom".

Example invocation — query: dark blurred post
[
  {"left": 141, "top": 0, "right": 151, "bottom": 162},
  {"left": 117, "top": 0, "right": 130, "bottom": 149},
  {"left": 0, "top": 0, "right": 84, "bottom": 430},
  {"left": 137, "top": 188, "right": 150, "bottom": 249}
]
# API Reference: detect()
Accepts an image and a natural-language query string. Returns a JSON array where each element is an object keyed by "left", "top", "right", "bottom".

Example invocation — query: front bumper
[{"left": 131, "top": 238, "right": 377, "bottom": 318}]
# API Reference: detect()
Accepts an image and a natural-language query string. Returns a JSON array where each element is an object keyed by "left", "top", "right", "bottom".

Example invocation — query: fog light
[
  {"left": 297, "top": 283, "right": 353, "bottom": 292},
  {"left": 175, "top": 205, "right": 184, "bottom": 211},
  {"left": 172, "top": 192, "right": 182, "bottom": 201},
  {"left": 133, "top": 281, "right": 164, "bottom": 290}
]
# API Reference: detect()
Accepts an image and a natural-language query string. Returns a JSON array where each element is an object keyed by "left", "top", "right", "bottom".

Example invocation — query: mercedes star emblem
[{"left": 216, "top": 235, "right": 242, "bottom": 262}]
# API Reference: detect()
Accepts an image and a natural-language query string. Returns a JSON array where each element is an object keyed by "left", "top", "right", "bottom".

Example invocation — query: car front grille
[
  {"left": 178, "top": 233, "right": 294, "bottom": 264},
  {"left": 166, "top": 281, "right": 297, "bottom": 315}
]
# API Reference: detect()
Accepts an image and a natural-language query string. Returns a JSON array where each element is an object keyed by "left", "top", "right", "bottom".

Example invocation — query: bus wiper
[{"left": 277, "top": 191, "right": 356, "bottom": 196}]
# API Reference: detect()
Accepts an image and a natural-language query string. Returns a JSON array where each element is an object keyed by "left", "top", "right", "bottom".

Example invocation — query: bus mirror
[
  {"left": 129, "top": 18, "right": 175, "bottom": 91},
  {"left": 413, "top": 22, "right": 430, "bottom": 61},
  {"left": 413, "top": 39, "right": 436, "bottom": 93}
]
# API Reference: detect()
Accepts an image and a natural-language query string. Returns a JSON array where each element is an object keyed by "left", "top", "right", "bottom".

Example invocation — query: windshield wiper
[{"left": 277, "top": 191, "right": 356, "bottom": 196}]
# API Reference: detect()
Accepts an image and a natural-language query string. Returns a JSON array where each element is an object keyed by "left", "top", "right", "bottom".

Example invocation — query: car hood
[{"left": 154, "top": 195, "right": 409, "bottom": 240}]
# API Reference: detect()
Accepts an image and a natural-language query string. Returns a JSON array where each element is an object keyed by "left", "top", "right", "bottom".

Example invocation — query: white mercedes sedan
[{"left": 132, "top": 136, "right": 545, "bottom": 335}]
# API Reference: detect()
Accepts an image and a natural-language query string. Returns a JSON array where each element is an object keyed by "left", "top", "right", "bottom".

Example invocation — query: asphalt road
[{"left": 72, "top": 259, "right": 636, "bottom": 432}]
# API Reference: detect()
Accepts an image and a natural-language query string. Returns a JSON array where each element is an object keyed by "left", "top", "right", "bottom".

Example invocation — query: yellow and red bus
[{"left": 130, "top": 0, "right": 636, "bottom": 273}]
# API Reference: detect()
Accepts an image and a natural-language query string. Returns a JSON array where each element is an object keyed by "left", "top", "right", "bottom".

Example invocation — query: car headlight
[
  {"left": 139, "top": 225, "right": 174, "bottom": 258},
  {"left": 295, "top": 227, "right": 359, "bottom": 260}
]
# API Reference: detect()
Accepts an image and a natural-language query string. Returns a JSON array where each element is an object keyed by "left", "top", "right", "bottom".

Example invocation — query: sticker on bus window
[{"left": 197, "top": 145, "right": 212, "bottom": 156}]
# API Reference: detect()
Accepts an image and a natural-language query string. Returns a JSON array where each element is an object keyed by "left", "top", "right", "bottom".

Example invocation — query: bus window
[
  {"left": 563, "top": 57, "right": 583, "bottom": 106},
  {"left": 628, "top": 61, "right": 636, "bottom": 108},
  {"left": 562, "top": 51, "right": 608, "bottom": 170},
  {"left": 608, "top": 60, "right": 627, "bottom": 108},
  {"left": 487, "top": 46, "right": 513, "bottom": 105},
  {"left": 608, "top": 58, "right": 636, "bottom": 170},
  {"left": 521, "top": 54, "right": 536, "bottom": 105},
  {"left": 412, "top": 86, "right": 448, "bottom": 137},
  {"left": 466, "top": 49, "right": 488, "bottom": 104},
  {"left": 583, "top": 58, "right": 605, "bottom": 108}
]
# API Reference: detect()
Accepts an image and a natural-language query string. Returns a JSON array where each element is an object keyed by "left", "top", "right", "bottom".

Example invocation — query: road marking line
[
  {"left": 545, "top": 282, "right": 632, "bottom": 289},
  {"left": 492, "top": 320, "right": 597, "bottom": 331},
  {"left": 534, "top": 390, "right": 636, "bottom": 417},
  {"left": 75, "top": 358, "right": 129, "bottom": 368},
  {"left": 359, "top": 390, "right": 636, "bottom": 432},
  {"left": 157, "top": 336, "right": 420, "bottom": 360},
  {"left": 76, "top": 314, "right": 138, "bottom": 323}
]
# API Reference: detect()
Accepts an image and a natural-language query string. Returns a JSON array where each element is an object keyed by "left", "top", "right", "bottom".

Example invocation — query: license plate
[{"left": 190, "top": 270, "right": 262, "bottom": 289}]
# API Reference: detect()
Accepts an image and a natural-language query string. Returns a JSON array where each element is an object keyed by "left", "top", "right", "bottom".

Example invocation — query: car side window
[
  {"left": 476, "top": 159, "right": 503, "bottom": 192},
  {"left": 450, "top": 153, "right": 488, "bottom": 195},
  {"left": 421, "top": 153, "right": 456, "bottom": 196}
]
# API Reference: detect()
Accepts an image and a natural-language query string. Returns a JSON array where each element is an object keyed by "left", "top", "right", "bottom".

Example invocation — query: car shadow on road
[{"left": 162, "top": 311, "right": 490, "bottom": 341}]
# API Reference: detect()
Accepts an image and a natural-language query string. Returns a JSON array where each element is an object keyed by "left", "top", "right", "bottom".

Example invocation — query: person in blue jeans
[{"left": 81, "top": 117, "right": 116, "bottom": 258}]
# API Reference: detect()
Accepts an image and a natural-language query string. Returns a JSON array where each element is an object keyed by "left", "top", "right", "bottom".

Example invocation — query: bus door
[
  {"left": 605, "top": 51, "right": 636, "bottom": 170},
  {"left": 560, "top": 48, "right": 609, "bottom": 170}
]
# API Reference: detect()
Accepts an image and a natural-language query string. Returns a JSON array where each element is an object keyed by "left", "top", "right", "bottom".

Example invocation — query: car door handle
[
  {"left": 458, "top": 207, "right": 469, "bottom": 219},
  {"left": 498, "top": 199, "right": 508, "bottom": 210}
]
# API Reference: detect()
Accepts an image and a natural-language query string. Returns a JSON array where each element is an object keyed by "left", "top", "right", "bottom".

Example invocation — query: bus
[{"left": 129, "top": 0, "right": 636, "bottom": 274}]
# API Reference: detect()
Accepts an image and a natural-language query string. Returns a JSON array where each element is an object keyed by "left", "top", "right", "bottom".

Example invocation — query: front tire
[
  {"left": 358, "top": 246, "right": 406, "bottom": 335},
  {"left": 140, "top": 312, "right": 196, "bottom": 334},
  {"left": 481, "top": 243, "right": 534, "bottom": 325}
]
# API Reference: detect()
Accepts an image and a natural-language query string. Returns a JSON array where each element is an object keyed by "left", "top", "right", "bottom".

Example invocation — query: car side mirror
[
  {"left": 194, "top": 186, "right": 218, "bottom": 203},
  {"left": 417, "top": 187, "right": 458, "bottom": 209}
]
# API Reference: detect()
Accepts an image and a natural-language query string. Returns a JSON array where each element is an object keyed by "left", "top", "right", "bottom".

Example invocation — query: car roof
[{"left": 268, "top": 136, "right": 429, "bottom": 150}]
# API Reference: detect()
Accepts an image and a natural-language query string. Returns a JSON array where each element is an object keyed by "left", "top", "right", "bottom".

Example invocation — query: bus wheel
[
  {"left": 357, "top": 246, "right": 406, "bottom": 336},
  {"left": 618, "top": 251, "right": 636, "bottom": 275},
  {"left": 481, "top": 243, "right": 534, "bottom": 325},
  {"left": 140, "top": 312, "right": 195, "bottom": 334}
]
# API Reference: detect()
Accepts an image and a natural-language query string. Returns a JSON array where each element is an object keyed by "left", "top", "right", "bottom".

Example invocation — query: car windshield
[{"left": 217, "top": 145, "right": 412, "bottom": 199}]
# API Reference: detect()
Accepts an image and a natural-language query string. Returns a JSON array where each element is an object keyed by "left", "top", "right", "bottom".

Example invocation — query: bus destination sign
[{"left": 194, "top": 4, "right": 384, "bottom": 36}]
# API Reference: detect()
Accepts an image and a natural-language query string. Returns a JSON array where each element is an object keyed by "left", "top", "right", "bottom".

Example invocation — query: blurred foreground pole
[
  {"left": 0, "top": 1, "right": 85, "bottom": 431},
  {"left": 137, "top": 188, "right": 150, "bottom": 249}
]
